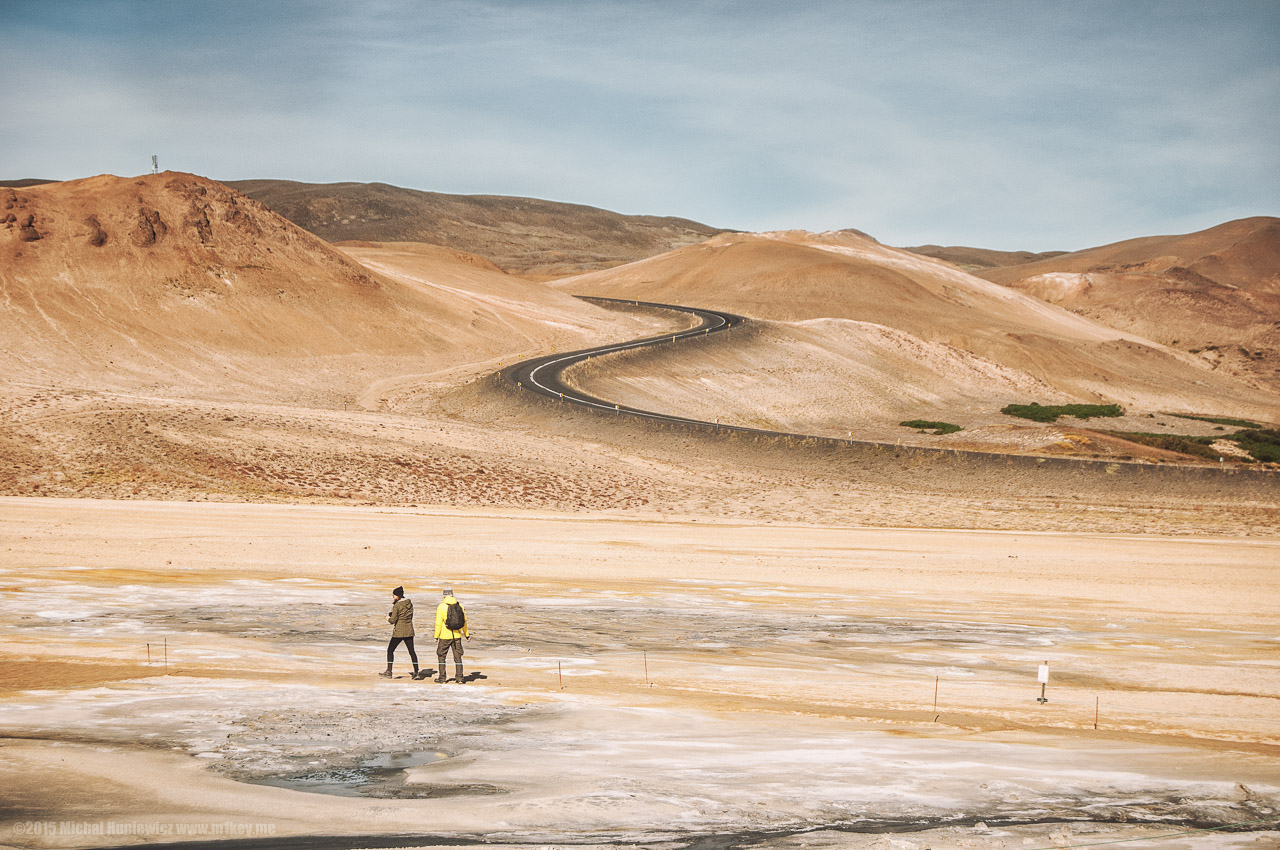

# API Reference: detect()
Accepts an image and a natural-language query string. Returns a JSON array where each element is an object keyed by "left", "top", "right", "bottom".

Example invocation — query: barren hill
[
  {"left": 0, "top": 173, "right": 654, "bottom": 404},
  {"left": 555, "top": 230, "right": 1279, "bottom": 446},
  {"left": 227, "top": 179, "right": 727, "bottom": 279},
  {"left": 901, "top": 244, "right": 1068, "bottom": 272},
  {"left": 976, "top": 218, "right": 1280, "bottom": 388}
]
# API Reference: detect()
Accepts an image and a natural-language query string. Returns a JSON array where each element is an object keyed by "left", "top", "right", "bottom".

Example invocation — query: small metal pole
[
  {"left": 147, "top": 643, "right": 150, "bottom": 664},
  {"left": 933, "top": 676, "right": 939, "bottom": 713},
  {"left": 558, "top": 661, "right": 564, "bottom": 689},
  {"left": 644, "top": 651, "right": 650, "bottom": 686},
  {"left": 1095, "top": 696, "right": 1099, "bottom": 730},
  {"left": 164, "top": 638, "right": 168, "bottom": 672}
]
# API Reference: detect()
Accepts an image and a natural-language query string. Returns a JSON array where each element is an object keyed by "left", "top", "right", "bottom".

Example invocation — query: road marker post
[
  {"left": 644, "top": 651, "right": 650, "bottom": 687},
  {"left": 558, "top": 661, "right": 564, "bottom": 690},
  {"left": 1095, "top": 696, "right": 1099, "bottom": 729}
]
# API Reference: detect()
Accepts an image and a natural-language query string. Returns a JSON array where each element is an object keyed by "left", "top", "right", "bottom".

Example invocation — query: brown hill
[
  {"left": 0, "top": 173, "right": 654, "bottom": 404},
  {"left": 227, "top": 179, "right": 727, "bottom": 279},
  {"left": 555, "top": 230, "right": 1279, "bottom": 437},
  {"left": 0, "top": 178, "right": 58, "bottom": 188},
  {"left": 977, "top": 218, "right": 1280, "bottom": 388},
  {"left": 901, "top": 244, "right": 1068, "bottom": 272}
]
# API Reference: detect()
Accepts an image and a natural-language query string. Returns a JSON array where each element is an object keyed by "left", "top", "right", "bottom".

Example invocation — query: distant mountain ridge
[
  {"left": 902, "top": 244, "right": 1069, "bottom": 271},
  {"left": 226, "top": 179, "right": 728, "bottom": 279}
]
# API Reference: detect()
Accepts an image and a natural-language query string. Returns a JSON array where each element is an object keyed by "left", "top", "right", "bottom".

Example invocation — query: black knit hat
[{"left": 392, "top": 586, "right": 404, "bottom": 597}]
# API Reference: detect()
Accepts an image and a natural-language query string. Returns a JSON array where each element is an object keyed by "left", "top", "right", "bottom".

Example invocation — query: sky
[{"left": 1, "top": 0, "right": 1277, "bottom": 250}]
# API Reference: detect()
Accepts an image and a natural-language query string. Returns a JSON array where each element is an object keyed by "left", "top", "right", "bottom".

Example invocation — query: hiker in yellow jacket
[{"left": 433, "top": 587, "right": 470, "bottom": 683}]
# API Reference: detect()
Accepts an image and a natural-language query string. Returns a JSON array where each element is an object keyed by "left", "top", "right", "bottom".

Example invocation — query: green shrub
[
  {"left": 1101, "top": 431, "right": 1220, "bottom": 460},
  {"left": 1102, "top": 428, "right": 1280, "bottom": 463},
  {"left": 1165, "top": 412, "right": 1263, "bottom": 429},
  {"left": 900, "top": 419, "right": 962, "bottom": 435},
  {"left": 1002, "top": 402, "right": 1124, "bottom": 423},
  {"left": 1226, "top": 428, "right": 1280, "bottom": 463}
]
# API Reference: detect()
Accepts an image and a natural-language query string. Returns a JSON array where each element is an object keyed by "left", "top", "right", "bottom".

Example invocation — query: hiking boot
[
  {"left": 455, "top": 665, "right": 465, "bottom": 683},
  {"left": 378, "top": 670, "right": 393, "bottom": 678}
]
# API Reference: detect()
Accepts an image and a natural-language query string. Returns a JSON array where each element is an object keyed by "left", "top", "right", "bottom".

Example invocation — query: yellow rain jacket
[{"left": 434, "top": 596, "right": 469, "bottom": 640}]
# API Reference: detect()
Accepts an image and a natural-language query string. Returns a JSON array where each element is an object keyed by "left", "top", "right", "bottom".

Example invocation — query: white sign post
[{"left": 1037, "top": 661, "right": 1049, "bottom": 704}]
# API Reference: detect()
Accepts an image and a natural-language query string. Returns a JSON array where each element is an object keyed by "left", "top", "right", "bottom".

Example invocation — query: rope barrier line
[{"left": 1025, "top": 813, "right": 1280, "bottom": 849}]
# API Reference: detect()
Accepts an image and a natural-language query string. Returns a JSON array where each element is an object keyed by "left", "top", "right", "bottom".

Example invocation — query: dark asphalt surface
[{"left": 503, "top": 297, "right": 749, "bottom": 426}]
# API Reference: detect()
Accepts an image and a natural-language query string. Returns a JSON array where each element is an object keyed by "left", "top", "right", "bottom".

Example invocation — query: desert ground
[
  {"left": 1, "top": 497, "right": 1278, "bottom": 850},
  {"left": 2, "top": 175, "right": 1279, "bottom": 849}
]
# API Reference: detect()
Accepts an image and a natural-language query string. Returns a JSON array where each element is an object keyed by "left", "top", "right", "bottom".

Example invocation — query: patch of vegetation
[
  {"left": 1102, "top": 428, "right": 1280, "bottom": 464},
  {"left": 1227, "top": 428, "right": 1280, "bottom": 463},
  {"left": 1100, "top": 431, "right": 1219, "bottom": 461},
  {"left": 1165, "top": 412, "right": 1263, "bottom": 429},
  {"left": 900, "top": 419, "right": 962, "bottom": 435},
  {"left": 1001, "top": 402, "right": 1124, "bottom": 423}
]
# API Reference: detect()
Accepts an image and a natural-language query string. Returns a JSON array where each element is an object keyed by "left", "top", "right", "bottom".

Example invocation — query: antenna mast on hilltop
[{"left": 151, "top": 155, "right": 158, "bottom": 174}]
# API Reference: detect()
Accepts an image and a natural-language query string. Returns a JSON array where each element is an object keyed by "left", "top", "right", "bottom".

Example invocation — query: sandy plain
[{"left": 1, "top": 498, "right": 1278, "bottom": 850}]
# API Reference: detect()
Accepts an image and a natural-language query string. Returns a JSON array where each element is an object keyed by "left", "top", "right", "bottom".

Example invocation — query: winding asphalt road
[
  {"left": 496, "top": 297, "right": 1278, "bottom": 486},
  {"left": 503, "top": 297, "right": 750, "bottom": 427}
]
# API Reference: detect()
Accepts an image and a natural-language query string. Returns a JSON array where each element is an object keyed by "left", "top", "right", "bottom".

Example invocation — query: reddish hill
[
  {"left": 0, "top": 173, "right": 643, "bottom": 403},
  {"left": 978, "top": 218, "right": 1280, "bottom": 388},
  {"left": 980, "top": 217, "right": 1280, "bottom": 293}
]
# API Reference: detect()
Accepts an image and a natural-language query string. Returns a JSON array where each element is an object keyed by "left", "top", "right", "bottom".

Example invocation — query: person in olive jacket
[
  {"left": 381, "top": 585, "right": 422, "bottom": 679},
  {"left": 434, "top": 587, "right": 470, "bottom": 683}
]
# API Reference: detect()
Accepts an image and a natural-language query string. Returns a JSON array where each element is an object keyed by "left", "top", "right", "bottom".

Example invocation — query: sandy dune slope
[
  {"left": 556, "top": 230, "right": 1279, "bottom": 439},
  {"left": 0, "top": 174, "right": 658, "bottom": 405},
  {"left": 976, "top": 217, "right": 1280, "bottom": 389}
]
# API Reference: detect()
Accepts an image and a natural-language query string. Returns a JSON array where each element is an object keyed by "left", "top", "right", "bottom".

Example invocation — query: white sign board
[{"left": 1038, "top": 664, "right": 1050, "bottom": 684}]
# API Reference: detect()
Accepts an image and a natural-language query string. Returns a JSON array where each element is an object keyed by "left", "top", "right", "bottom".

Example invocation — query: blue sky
[{"left": 2, "top": 1, "right": 1276, "bottom": 249}]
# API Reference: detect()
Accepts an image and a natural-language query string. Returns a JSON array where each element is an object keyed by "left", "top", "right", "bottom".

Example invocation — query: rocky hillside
[
  {"left": 0, "top": 173, "right": 644, "bottom": 403},
  {"left": 976, "top": 217, "right": 1280, "bottom": 389}
]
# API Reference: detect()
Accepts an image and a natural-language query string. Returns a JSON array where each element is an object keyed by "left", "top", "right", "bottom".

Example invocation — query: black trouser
[{"left": 387, "top": 636, "right": 418, "bottom": 666}]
